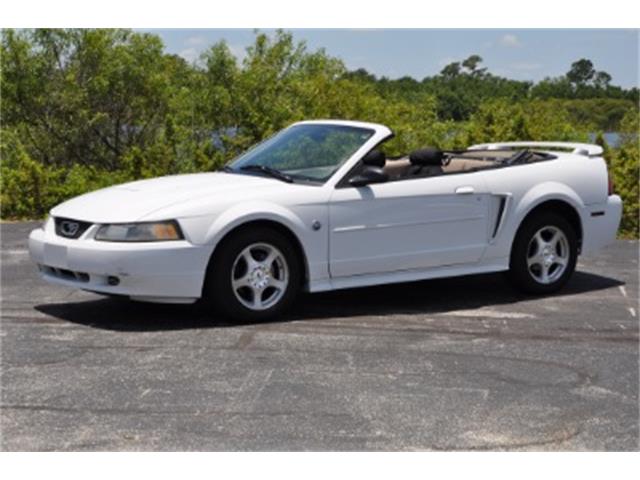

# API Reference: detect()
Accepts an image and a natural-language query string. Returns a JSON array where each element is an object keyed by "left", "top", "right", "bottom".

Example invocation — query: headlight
[{"left": 94, "top": 220, "right": 184, "bottom": 242}]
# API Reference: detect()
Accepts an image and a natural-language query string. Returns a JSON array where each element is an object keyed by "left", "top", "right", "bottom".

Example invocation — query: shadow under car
[{"left": 34, "top": 270, "right": 624, "bottom": 332}]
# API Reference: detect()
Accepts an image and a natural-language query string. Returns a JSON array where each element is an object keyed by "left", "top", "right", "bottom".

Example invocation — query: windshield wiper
[{"left": 239, "top": 165, "right": 294, "bottom": 183}]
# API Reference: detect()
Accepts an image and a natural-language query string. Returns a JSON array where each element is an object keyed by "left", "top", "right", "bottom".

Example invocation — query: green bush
[
  {"left": 464, "top": 99, "right": 588, "bottom": 144},
  {"left": 608, "top": 111, "right": 639, "bottom": 238}
]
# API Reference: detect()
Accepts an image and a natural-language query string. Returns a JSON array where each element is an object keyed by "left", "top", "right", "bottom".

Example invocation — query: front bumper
[{"left": 28, "top": 225, "right": 212, "bottom": 303}]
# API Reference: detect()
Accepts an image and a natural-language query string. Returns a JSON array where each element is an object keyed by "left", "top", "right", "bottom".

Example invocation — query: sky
[{"left": 143, "top": 29, "right": 639, "bottom": 88}]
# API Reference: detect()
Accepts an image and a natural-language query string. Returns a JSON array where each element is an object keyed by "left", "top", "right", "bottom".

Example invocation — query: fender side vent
[{"left": 492, "top": 197, "right": 507, "bottom": 239}]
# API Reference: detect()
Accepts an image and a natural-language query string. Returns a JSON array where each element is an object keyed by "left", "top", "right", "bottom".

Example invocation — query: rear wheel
[
  {"left": 202, "top": 227, "right": 301, "bottom": 321},
  {"left": 509, "top": 212, "right": 578, "bottom": 294}
]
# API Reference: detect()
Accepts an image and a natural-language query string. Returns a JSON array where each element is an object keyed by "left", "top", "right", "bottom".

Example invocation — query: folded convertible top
[{"left": 468, "top": 141, "right": 604, "bottom": 157}]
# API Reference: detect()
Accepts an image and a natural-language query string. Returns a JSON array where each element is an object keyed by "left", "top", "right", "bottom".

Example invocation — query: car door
[{"left": 328, "top": 172, "right": 491, "bottom": 278}]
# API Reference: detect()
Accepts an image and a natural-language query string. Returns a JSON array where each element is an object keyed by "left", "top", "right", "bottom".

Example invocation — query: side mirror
[
  {"left": 362, "top": 149, "right": 386, "bottom": 167},
  {"left": 349, "top": 166, "right": 389, "bottom": 187}
]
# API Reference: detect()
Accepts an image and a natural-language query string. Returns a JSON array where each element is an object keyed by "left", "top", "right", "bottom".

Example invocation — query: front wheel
[
  {"left": 202, "top": 227, "right": 302, "bottom": 321},
  {"left": 508, "top": 212, "right": 578, "bottom": 294}
]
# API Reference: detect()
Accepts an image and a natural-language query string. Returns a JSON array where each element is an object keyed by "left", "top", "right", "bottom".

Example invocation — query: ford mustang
[{"left": 29, "top": 120, "right": 622, "bottom": 320}]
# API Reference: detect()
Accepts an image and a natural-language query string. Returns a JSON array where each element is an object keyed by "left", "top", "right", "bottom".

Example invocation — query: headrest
[
  {"left": 362, "top": 149, "right": 386, "bottom": 168},
  {"left": 409, "top": 147, "right": 444, "bottom": 166}
]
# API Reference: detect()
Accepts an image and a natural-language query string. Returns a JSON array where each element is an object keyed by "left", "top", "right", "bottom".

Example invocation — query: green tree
[
  {"left": 440, "top": 62, "right": 461, "bottom": 79},
  {"left": 567, "top": 58, "right": 596, "bottom": 86},
  {"left": 1, "top": 29, "right": 186, "bottom": 171},
  {"left": 593, "top": 71, "right": 612, "bottom": 89},
  {"left": 461, "top": 54, "right": 487, "bottom": 77}
]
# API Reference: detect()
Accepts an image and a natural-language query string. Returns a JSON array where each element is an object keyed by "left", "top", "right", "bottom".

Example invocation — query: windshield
[{"left": 229, "top": 124, "right": 375, "bottom": 183}]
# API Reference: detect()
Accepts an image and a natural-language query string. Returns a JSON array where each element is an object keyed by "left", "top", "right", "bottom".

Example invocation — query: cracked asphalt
[{"left": 1, "top": 221, "right": 638, "bottom": 451}]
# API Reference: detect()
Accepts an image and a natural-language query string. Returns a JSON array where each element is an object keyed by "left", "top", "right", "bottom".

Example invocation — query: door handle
[{"left": 455, "top": 186, "right": 475, "bottom": 195}]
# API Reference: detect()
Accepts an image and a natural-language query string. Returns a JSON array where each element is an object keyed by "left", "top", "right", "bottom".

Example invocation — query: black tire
[
  {"left": 202, "top": 226, "right": 302, "bottom": 321},
  {"left": 508, "top": 211, "right": 578, "bottom": 294}
]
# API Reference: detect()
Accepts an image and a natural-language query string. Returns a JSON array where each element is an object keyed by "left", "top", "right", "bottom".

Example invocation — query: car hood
[{"left": 50, "top": 172, "right": 293, "bottom": 223}]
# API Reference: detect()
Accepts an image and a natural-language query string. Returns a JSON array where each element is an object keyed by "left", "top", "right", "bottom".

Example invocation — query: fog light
[{"left": 107, "top": 276, "right": 120, "bottom": 286}]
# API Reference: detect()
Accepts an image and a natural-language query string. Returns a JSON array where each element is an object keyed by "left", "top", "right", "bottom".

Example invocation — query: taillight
[{"left": 607, "top": 171, "right": 614, "bottom": 195}]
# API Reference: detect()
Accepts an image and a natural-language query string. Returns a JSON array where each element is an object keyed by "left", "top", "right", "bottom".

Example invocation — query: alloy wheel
[
  {"left": 231, "top": 242, "right": 289, "bottom": 311},
  {"left": 526, "top": 225, "right": 570, "bottom": 285}
]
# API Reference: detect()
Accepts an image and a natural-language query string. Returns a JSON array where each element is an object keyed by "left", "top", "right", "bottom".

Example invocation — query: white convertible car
[{"left": 29, "top": 120, "right": 622, "bottom": 320}]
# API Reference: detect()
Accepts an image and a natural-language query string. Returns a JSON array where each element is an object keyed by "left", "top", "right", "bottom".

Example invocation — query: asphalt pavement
[{"left": 1, "top": 221, "right": 638, "bottom": 451}]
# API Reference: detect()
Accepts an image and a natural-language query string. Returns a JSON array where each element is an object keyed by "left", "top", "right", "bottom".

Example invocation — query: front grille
[
  {"left": 54, "top": 217, "right": 92, "bottom": 239},
  {"left": 40, "top": 265, "right": 90, "bottom": 283}
]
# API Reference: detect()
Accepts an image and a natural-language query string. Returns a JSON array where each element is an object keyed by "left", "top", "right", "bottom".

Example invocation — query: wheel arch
[
  {"left": 203, "top": 217, "right": 310, "bottom": 294},
  {"left": 513, "top": 198, "right": 584, "bottom": 256}
]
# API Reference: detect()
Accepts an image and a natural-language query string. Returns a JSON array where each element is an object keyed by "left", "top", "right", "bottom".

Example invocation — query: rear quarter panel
[{"left": 482, "top": 153, "right": 609, "bottom": 262}]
